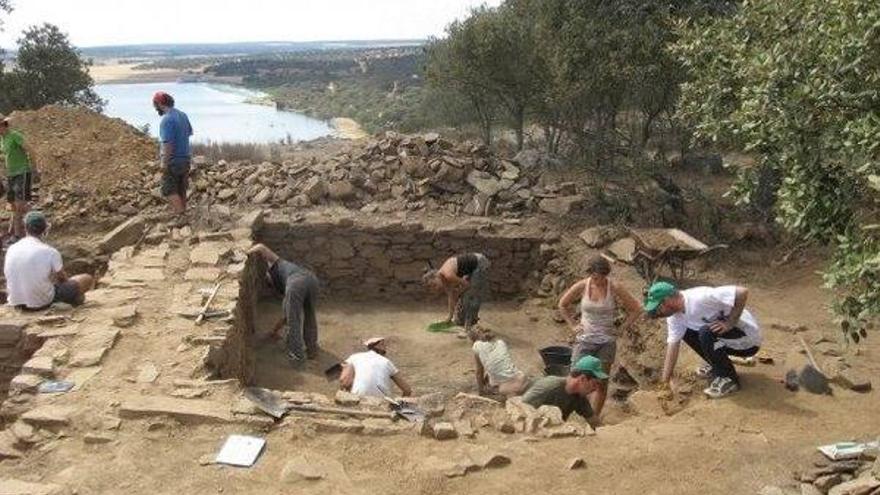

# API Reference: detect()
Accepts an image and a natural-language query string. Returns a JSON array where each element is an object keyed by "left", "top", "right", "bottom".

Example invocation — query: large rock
[
  {"left": 0, "top": 479, "right": 67, "bottom": 495},
  {"left": 432, "top": 422, "right": 458, "bottom": 441},
  {"left": 579, "top": 225, "right": 625, "bottom": 248},
  {"left": 21, "top": 405, "right": 76, "bottom": 427},
  {"left": 98, "top": 216, "right": 147, "bottom": 254},
  {"left": 118, "top": 397, "right": 234, "bottom": 424},
  {"left": 328, "top": 180, "right": 356, "bottom": 200},
  {"left": 466, "top": 170, "right": 505, "bottom": 197},
  {"left": 0, "top": 320, "right": 26, "bottom": 345},
  {"left": 303, "top": 177, "right": 328, "bottom": 202},
  {"left": 539, "top": 195, "right": 583, "bottom": 216},
  {"left": 828, "top": 477, "right": 880, "bottom": 495}
]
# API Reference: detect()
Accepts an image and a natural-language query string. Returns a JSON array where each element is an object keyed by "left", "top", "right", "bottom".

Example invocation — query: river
[{"left": 95, "top": 82, "right": 333, "bottom": 144}]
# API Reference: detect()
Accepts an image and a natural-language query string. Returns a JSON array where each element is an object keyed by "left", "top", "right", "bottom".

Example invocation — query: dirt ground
[{"left": 0, "top": 230, "right": 877, "bottom": 494}]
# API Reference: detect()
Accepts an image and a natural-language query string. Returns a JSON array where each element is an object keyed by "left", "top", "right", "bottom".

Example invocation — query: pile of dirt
[{"left": 7, "top": 105, "right": 160, "bottom": 225}]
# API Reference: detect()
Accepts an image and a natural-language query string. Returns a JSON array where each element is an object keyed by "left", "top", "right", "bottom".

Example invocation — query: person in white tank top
[{"left": 557, "top": 256, "right": 642, "bottom": 416}]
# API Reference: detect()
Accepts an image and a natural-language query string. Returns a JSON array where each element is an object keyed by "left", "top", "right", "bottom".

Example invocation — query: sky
[{"left": 0, "top": 0, "right": 503, "bottom": 48}]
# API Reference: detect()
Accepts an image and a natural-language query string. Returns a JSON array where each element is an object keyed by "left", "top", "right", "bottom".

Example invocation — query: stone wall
[
  {"left": 213, "top": 253, "right": 262, "bottom": 384},
  {"left": 0, "top": 320, "right": 41, "bottom": 403},
  {"left": 255, "top": 217, "right": 552, "bottom": 300}
]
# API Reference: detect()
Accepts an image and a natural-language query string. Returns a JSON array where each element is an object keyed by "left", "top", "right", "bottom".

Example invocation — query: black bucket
[
  {"left": 544, "top": 364, "right": 570, "bottom": 377},
  {"left": 539, "top": 346, "right": 572, "bottom": 367}
]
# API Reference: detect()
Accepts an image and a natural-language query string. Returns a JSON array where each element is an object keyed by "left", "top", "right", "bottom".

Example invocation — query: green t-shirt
[
  {"left": 522, "top": 376, "right": 594, "bottom": 421},
  {"left": 1, "top": 130, "right": 31, "bottom": 177}
]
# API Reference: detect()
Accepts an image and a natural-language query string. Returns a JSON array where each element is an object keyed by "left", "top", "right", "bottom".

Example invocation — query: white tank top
[{"left": 577, "top": 278, "right": 616, "bottom": 345}]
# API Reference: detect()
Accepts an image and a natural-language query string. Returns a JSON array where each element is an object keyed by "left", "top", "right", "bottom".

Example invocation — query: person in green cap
[
  {"left": 0, "top": 116, "right": 38, "bottom": 240},
  {"left": 644, "top": 281, "right": 761, "bottom": 399},
  {"left": 3, "top": 211, "right": 94, "bottom": 310},
  {"left": 520, "top": 355, "right": 606, "bottom": 429}
]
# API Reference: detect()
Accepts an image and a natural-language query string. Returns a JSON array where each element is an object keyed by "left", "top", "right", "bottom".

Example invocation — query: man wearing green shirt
[
  {"left": 0, "top": 116, "right": 37, "bottom": 239},
  {"left": 521, "top": 355, "right": 606, "bottom": 429}
]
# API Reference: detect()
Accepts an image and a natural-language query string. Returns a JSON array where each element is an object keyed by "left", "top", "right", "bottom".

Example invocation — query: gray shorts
[{"left": 572, "top": 339, "right": 616, "bottom": 373}]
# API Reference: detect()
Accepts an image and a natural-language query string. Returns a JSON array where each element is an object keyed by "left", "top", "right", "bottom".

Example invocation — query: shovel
[{"left": 376, "top": 386, "right": 425, "bottom": 422}]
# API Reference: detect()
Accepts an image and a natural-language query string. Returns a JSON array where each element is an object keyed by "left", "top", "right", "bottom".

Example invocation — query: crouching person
[
  {"left": 4, "top": 211, "right": 94, "bottom": 309},
  {"left": 521, "top": 355, "right": 606, "bottom": 429},
  {"left": 340, "top": 337, "right": 412, "bottom": 398},
  {"left": 470, "top": 327, "right": 530, "bottom": 397}
]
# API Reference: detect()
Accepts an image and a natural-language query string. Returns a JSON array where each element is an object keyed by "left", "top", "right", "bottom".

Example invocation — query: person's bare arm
[
  {"left": 339, "top": 363, "right": 355, "bottom": 390},
  {"left": 661, "top": 342, "right": 680, "bottom": 384},
  {"left": 557, "top": 280, "right": 587, "bottom": 331},
  {"left": 391, "top": 374, "right": 412, "bottom": 397},
  {"left": 474, "top": 354, "right": 488, "bottom": 394},
  {"left": 613, "top": 284, "right": 644, "bottom": 333},
  {"left": 710, "top": 286, "right": 749, "bottom": 334}
]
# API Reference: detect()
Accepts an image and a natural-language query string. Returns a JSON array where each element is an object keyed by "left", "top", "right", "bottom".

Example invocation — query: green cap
[
  {"left": 24, "top": 210, "right": 47, "bottom": 232},
  {"left": 571, "top": 355, "right": 609, "bottom": 379},
  {"left": 643, "top": 281, "right": 676, "bottom": 314}
]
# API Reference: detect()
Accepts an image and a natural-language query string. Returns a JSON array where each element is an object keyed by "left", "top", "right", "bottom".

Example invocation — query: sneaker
[
  {"left": 695, "top": 364, "right": 713, "bottom": 379},
  {"left": 704, "top": 377, "right": 739, "bottom": 399},
  {"left": 287, "top": 352, "right": 306, "bottom": 368}
]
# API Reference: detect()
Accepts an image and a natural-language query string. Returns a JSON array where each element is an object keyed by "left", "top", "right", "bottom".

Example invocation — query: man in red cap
[{"left": 152, "top": 92, "right": 193, "bottom": 219}]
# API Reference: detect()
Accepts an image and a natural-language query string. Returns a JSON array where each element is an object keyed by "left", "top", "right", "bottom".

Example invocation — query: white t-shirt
[
  {"left": 345, "top": 350, "right": 399, "bottom": 398},
  {"left": 4, "top": 236, "right": 63, "bottom": 309},
  {"left": 666, "top": 286, "right": 761, "bottom": 350},
  {"left": 472, "top": 339, "right": 521, "bottom": 386}
]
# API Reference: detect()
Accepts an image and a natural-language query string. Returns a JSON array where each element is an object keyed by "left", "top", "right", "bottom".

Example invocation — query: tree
[
  {"left": 2, "top": 23, "right": 103, "bottom": 113},
  {"left": 674, "top": 0, "right": 880, "bottom": 341}
]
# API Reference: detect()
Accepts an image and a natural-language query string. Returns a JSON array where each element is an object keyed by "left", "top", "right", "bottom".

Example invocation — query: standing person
[
  {"left": 557, "top": 256, "right": 642, "bottom": 416},
  {"left": 423, "top": 253, "right": 490, "bottom": 332},
  {"left": 644, "top": 281, "right": 762, "bottom": 399},
  {"left": 0, "top": 115, "right": 38, "bottom": 241},
  {"left": 339, "top": 337, "right": 412, "bottom": 398},
  {"left": 469, "top": 327, "right": 530, "bottom": 397},
  {"left": 4, "top": 211, "right": 94, "bottom": 309},
  {"left": 521, "top": 355, "right": 606, "bottom": 430},
  {"left": 152, "top": 92, "right": 193, "bottom": 219},
  {"left": 248, "top": 243, "right": 320, "bottom": 365}
]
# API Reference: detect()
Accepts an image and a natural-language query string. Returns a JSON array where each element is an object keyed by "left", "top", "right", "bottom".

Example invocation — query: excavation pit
[{"left": 246, "top": 215, "right": 556, "bottom": 393}]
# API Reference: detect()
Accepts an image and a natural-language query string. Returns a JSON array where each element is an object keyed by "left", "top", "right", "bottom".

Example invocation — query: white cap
[{"left": 363, "top": 337, "right": 385, "bottom": 348}]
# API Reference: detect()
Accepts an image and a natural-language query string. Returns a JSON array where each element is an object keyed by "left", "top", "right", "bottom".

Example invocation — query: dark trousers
[
  {"left": 682, "top": 327, "right": 759, "bottom": 384},
  {"left": 283, "top": 273, "right": 319, "bottom": 360}
]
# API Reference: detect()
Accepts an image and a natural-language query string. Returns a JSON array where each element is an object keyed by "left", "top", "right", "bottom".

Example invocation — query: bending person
[
  {"left": 470, "top": 327, "right": 530, "bottom": 397},
  {"left": 4, "top": 211, "right": 94, "bottom": 309},
  {"left": 339, "top": 337, "right": 412, "bottom": 398},
  {"left": 557, "top": 256, "right": 641, "bottom": 416},
  {"left": 248, "top": 243, "right": 320, "bottom": 365},
  {"left": 521, "top": 355, "right": 606, "bottom": 430},
  {"left": 423, "top": 252, "right": 490, "bottom": 332},
  {"left": 644, "top": 281, "right": 762, "bottom": 399}
]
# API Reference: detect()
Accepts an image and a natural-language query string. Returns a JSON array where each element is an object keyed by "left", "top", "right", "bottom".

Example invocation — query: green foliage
[
  {"left": 1, "top": 23, "right": 103, "bottom": 113},
  {"left": 674, "top": 0, "right": 880, "bottom": 340}
]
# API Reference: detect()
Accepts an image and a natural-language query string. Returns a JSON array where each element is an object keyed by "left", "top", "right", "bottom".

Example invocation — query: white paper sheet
[{"left": 215, "top": 435, "right": 266, "bottom": 467}]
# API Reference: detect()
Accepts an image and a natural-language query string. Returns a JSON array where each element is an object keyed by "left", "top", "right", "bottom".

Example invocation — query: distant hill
[{"left": 80, "top": 40, "right": 425, "bottom": 59}]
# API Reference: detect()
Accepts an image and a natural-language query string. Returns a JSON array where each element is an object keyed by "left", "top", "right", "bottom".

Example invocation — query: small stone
[
  {"left": 21, "top": 405, "right": 75, "bottom": 427},
  {"left": 542, "top": 425, "right": 580, "bottom": 439},
  {"left": 537, "top": 405, "right": 564, "bottom": 426},
  {"left": 21, "top": 356, "right": 55, "bottom": 377},
  {"left": 9, "top": 421, "right": 36, "bottom": 444},
  {"left": 815, "top": 474, "right": 843, "bottom": 492},
  {"left": 567, "top": 457, "right": 586, "bottom": 470},
  {"left": 801, "top": 483, "right": 822, "bottom": 495},
  {"left": 10, "top": 374, "right": 44, "bottom": 393},
  {"left": 432, "top": 422, "right": 458, "bottom": 441},
  {"left": 309, "top": 419, "right": 364, "bottom": 434},
  {"left": 136, "top": 362, "right": 160, "bottom": 383},
  {"left": 280, "top": 455, "right": 326, "bottom": 482},
  {"left": 327, "top": 180, "right": 356, "bottom": 200},
  {"left": 253, "top": 188, "right": 272, "bottom": 204},
  {"left": 84, "top": 432, "right": 114, "bottom": 444},
  {"left": 453, "top": 420, "right": 475, "bottom": 438},
  {"left": 469, "top": 450, "right": 511, "bottom": 469},
  {"left": 334, "top": 390, "right": 361, "bottom": 407},
  {"left": 758, "top": 486, "right": 785, "bottom": 495}
]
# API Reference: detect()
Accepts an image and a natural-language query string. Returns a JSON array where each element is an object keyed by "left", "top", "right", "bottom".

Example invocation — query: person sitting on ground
[
  {"left": 0, "top": 115, "right": 39, "bottom": 241},
  {"left": 339, "top": 337, "right": 412, "bottom": 398},
  {"left": 557, "top": 255, "right": 642, "bottom": 416},
  {"left": 247, "top": 243, "right": 320, "bottom": 365},
  {"left": 520, "top": 355, "right": 606, "bottom": 429},
  {"left": 4, "top": 211, "right": 94, "bottom": 310},
  {"left": 470, "top": 326, "right": 530, "bottom": 397},
  {"left": 644, "top": 281, "right": 762, "bottom": 399},
  {"left": 423, "top": 252, "right": 490, "bottom": 333}
]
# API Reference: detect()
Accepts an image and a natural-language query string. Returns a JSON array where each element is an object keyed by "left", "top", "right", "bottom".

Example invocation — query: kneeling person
[
  {"left": 470, "top": 327, "right": 530, "bottom": 397},
  {"left": 4, "top": 211, "right": 94, "bottom": 309},
  {"left": 521, "top": 355, "right": 606, "bottom": 429},
  {"left": 340, "top": 337, "right": 412, "bottom": 398}
]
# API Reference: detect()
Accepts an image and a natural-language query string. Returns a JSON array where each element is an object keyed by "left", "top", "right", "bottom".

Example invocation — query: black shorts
[
  {"left": 53, "top": 280, "right": 84, "bottom": 306},
  {"left": 161, "top": 164, "right": 190, "bottom": 198},
  {"left": 7, "top": 172, "right": 32, "bottom": 203}
]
